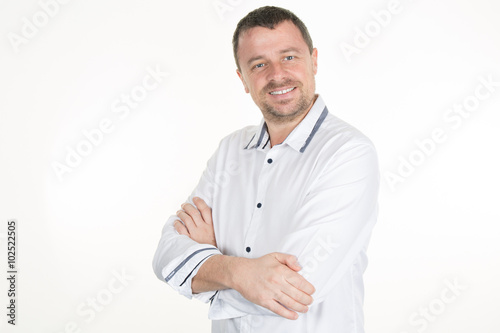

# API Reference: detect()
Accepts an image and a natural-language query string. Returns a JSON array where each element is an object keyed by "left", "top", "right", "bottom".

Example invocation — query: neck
[{"left": 266, "top": 94, "right": 318, "bottom": 147}]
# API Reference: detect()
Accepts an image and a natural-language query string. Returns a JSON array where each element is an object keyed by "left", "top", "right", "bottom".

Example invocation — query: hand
[
  {"left": 175, "top": 197, "right": 217, "bottom": 247},
  {"left": 228, "top": 253, "right": 315, "bottom": 320}
]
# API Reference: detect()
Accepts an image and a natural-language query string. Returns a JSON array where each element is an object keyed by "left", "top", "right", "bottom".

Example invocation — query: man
[{"left": 153, "top": 6, "right": 379, "bottom": 332}]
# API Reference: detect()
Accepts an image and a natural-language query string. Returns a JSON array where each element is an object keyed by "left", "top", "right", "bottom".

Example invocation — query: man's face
[{"left": 236, "top": 20, "right": 318, "bottom": 124}]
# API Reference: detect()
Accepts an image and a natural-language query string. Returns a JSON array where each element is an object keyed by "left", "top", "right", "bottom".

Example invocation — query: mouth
[{"left": 269, "top": 87, "right": 296, "bottom": 96}]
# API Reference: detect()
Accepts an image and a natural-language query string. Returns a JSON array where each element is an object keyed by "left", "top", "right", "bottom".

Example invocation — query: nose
[{"left": 266, "top": 61, "right": 287, "bottom": 82}]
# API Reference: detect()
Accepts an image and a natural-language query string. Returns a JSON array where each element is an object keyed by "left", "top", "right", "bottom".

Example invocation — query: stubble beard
[{"left": 259, "top": 78, "right": 316, "bottom": 125}]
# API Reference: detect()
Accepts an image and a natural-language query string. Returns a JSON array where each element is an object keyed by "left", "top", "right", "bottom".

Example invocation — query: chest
[{"left": 211, "top": 146, "right": 320, "bottom": 257}]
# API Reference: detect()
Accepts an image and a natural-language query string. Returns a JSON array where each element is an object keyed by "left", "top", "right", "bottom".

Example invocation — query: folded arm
[
  {"left": 176, "top": 198, "right": 315, "bottom": 320},
  {"left": 176, "top": 141, "right": 379, "bottom": 320},
  {"left": 153, "top": 136, "right": 379, "bottom": 321},
  {"left": 152, "top": 144, "right": 314, "bottom": 318}
]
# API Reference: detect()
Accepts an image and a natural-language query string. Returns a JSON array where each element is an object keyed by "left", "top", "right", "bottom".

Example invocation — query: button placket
[{"left": 242, "top": 151, "right": 276, "bottom": 257}]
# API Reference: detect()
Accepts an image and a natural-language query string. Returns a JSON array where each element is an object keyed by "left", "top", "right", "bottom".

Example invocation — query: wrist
[
  {"left": 192, "top": 254, "right": 248, "bottom": 293},
  {"left": 222, "top": 255, "right": 248, "bottom": 291}
]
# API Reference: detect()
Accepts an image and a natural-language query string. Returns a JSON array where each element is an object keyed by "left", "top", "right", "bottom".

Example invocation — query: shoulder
[
  {"left": 313, "top": 112, "right": 377, "bottom": 156},
  {"left": 312, "top": 114, "right": 379, "bottom": 185}
]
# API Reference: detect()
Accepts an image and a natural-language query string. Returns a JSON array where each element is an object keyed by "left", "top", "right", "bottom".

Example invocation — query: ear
[
  {"left": 236, "top": 69, "right": 250, "bottom": 93},
  {"left": 311, "top": 48, "right": 318, "bottom": 75}
]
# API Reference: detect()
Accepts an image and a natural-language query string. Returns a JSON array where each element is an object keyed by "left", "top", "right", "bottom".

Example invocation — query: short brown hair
[{"left": 232, "top": 6, "right": 314, "bottom": 70}]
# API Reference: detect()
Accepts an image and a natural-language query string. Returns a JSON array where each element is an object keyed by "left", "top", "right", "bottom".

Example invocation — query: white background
[{"left": 1, "top": 0, "right": 499, "bottom": 332}]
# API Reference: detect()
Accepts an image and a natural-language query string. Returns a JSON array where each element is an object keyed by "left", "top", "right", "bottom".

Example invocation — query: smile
[{"left": 269, "top": 87, "right": 296, "bottom": 95}]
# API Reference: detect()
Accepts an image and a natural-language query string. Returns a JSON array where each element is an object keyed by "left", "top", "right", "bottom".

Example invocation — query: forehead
[{"left": 237, "top": 20, "right": 308, "bottom": 62}]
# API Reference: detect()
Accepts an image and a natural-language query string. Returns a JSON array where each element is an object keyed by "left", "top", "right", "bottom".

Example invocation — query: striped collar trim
[{"left": 244, "top": 95, "right": 328, "bottom": 153}]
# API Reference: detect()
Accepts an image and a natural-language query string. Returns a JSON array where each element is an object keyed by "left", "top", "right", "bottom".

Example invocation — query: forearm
[
  {"left": 175, "top": 198, "right": 314, "bottom": 319},
  {"left": 192, "top": 254, "right": 240, "bottom": 294},
  {"left": 194, "top": 251, "right": 313, "bottom": 320},
  {"left": 193, "top": 255, "right": 279, "bottom": 318}
]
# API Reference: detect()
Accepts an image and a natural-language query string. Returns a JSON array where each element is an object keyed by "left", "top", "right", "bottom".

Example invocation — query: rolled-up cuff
[{"left": 162, "top": 244, "right": 222, "bottom": 301}]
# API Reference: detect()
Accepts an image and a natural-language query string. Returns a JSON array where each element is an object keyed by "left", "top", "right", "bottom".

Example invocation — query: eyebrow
[
  {"left": 246, "top": 47, "right": 302, "bottom": 67},
  {"left": 247, "top": 55, "right": 264, "bottom": 67},
  {"left": 279, "top": 47, "right": 301, "bottom": 54}
]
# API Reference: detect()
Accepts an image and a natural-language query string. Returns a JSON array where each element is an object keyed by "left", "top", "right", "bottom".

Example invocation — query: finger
[
  {"left": 275, "top": 291, "right": 309, "bottom": 314},
  {"left": 174, "top": 220, "right": 189, "bottom": 236},
  {"left": 286, "top": 273, "right": 316, "bottom": 297},
  {"left": 274, "top": 253, "right": 301, "bottom": 272},
  {"left": 283, "top": 277, "right": 314, "bottom": 306},
  {"left": 285, "top": 255, "right": 302, "bottom": 272},
  {"left": 273, "top": 253, "right": 316, "bottom": 296},
  {"left": 181, "top": 203, "right": 203, "bottom": 226},
  {"left": 264, "top": 299, "right": 299, "bottom": 320},
  {"left": 176, "top": 210, "right": 196, "bottom": 231},
  {"left": 193, "top": 197, "right": 213, "bottom": 225}
]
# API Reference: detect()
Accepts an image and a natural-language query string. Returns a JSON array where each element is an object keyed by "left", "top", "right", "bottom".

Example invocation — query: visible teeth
[{"left": 270, "top": 87, "right": 295, "bottom": 95}]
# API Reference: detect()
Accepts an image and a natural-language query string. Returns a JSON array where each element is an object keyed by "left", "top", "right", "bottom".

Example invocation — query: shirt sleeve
[
  {"left": 208, "top": 139, "right": 380, "bottom": 319},
  {"left": 152, "top": 147, "right": 223, "bottom": 303}
]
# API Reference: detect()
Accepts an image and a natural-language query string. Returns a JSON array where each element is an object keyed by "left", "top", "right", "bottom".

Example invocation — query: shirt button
[
  {"left": 267, "top": 158, "right": 273, "bottom": 164},
  {"left": 257, "top": 203, "right": 262, "bottom": 208},
  {"left": 246, "top": 247, "right": 251, "bottom": 253}
]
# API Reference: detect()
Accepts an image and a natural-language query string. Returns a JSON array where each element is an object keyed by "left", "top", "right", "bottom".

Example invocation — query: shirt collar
[{"left": 244, "top": 94, "right": 329, "bottom": 153}]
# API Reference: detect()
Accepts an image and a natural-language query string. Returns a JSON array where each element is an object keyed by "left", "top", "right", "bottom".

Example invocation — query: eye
[
  {"left": 284, "top": 55, "right": 295, "bottom": 61},
  {"left": 254, "top": 63, "right": 265, "bottom": 69}
]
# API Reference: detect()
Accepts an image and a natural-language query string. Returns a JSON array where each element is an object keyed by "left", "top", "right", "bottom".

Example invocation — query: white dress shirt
[{"left": 153, "top": 95, "right": 379, "bottom": 333}]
